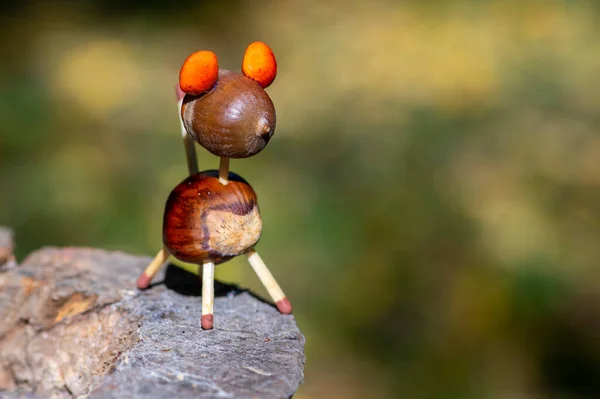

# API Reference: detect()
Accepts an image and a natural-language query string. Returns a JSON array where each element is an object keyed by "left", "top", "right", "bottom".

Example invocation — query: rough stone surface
[
  {"left": 0, "top": 241, "right": 305, "bottom": 399},
  {"left": 93, "top": 289, "right": 305, "bottom": 399}
]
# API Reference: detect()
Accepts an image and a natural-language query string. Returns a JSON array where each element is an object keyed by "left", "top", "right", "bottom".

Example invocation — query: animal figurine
[{"left": 136, "top": 42, "right": 291, "bottom": 330}]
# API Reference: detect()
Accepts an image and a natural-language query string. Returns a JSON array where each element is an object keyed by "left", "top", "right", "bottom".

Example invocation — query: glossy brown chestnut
[
  {"left": 163, "top": 170, "right": 262, "bottom": 265},
  {"left": 181, "top": 69, "right": 276, "bottom": 159}
]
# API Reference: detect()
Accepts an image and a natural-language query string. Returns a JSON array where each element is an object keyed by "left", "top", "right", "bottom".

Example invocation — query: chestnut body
[
  {"left": 182, "top": 69, "right": 276, "bottom": 158},
  {"left": 163, "top": 170, "right": 262, "bottom": 265}
]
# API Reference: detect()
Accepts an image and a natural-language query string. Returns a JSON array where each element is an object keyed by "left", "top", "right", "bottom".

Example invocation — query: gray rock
[
  {"left": 93, "top": 288, "right": 305, "bottom": 399},
  {"left": 0, "top": 243, "right": 305, "bottom": 399}
]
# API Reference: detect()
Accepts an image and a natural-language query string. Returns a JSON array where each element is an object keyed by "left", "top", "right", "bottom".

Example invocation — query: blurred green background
[{"left": 1, "top": 0, "right": 600, "bottom": 398}]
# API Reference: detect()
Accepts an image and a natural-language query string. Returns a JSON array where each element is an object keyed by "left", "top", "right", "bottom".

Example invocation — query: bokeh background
[{"left": 1, "top": 1, "right": 600, "bottom": 398}]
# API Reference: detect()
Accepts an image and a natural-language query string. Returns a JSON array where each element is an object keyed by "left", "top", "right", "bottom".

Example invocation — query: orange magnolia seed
[
  {"left": 242, "top": 41, "right": 277, "bottom": 88},
  {"left": 179, "top": 50, "right": 219, "bottom": 95}
]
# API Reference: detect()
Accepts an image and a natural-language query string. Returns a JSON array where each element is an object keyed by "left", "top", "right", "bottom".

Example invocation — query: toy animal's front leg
[
  {"left": 201, "top": 261, "right": 215, "bottom": 329},
  {"left": 246, "top": 249, "right": 292, "bottom": 314}
]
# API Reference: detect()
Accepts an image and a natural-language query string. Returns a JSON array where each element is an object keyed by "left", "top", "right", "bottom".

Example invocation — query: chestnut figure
[
  {"left": 138, "top": 42, "right": 292, "bottom": 330},
  {"left": 163, "top": 170, "right": 261, "bottom": 265},
  {"left": 182, "top": 69, "right": 276, "bottom": 159}
]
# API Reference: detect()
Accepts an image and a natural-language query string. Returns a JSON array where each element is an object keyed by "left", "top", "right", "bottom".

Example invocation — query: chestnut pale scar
[{"left": 205, "top": 206, "right": 262, "bottom": 256}]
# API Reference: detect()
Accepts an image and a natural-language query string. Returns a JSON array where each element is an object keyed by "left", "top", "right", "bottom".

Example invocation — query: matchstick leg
[
  {"left": 137, "top": 247, "right": 169, "bottom": 290},
  {"left": 218, "top": 157, "right": 230, "bottom": 185},
  {"left": 183, "top": 133, "right": 199, "bottom": 175},
  {"left": 246, "top": 249, "right": 292, "bottom": 314},
  {"left": 176, "top": 85, "right": 199, "bottom": 175},
  {"left": 201, "top": 261, "right": 215, "bottom": 329}
]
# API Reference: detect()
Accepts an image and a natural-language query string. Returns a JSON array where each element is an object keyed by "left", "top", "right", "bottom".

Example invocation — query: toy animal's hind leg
[
  {"left": 246, "top": 249, "right": 292, "bottom": 314},
  {"left": 201, "top": 261, "right": 215, "bottom": 329},
  {"left": 137, "top": 92, "right": 197, "bottom": 291},
  {"left": 137, "top": 247, "right": 169, "bottom": 289},
  {"left": 176, "top": 87, "right": 199, "bottom": 176}
]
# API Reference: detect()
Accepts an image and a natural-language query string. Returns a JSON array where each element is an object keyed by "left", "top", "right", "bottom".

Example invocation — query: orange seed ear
[
  {"left": 242, "top": 41, "right": 277, "bottom": 88},
  {"left": 179, "top": 50, "right": 219, "bottom": 95}
]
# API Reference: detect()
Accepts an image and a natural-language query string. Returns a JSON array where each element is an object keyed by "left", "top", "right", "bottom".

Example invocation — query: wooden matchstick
[
  {"left": 201, "top": 261, "right": 215, "bottom": 329},
  {"left": 177, "top": 85, "right": 199, "bottom": 175},
  {"left": 137, "top": 88, "right": 200, "bottom": 291},
  {"left": 218, "top": 157, "right": 230, "bottom": 185},
  {"left": 137, "top": 247, "right": 169, "bottom": 289},
  {"left": 246, "top": 249, "right": 292, "bottom": 314}
]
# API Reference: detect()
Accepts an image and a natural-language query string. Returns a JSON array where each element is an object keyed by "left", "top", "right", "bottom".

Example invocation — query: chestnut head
[
  {"left": 181, "top": 69, "right": 275, "bottom": 158},
  {"left": 163, "top": 170, "right": 262, "bottom": 265},
  {"left": 178, "top": 42, "right": 278, "bottom": 159}
]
